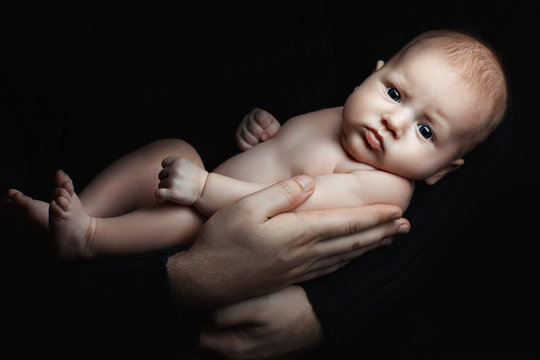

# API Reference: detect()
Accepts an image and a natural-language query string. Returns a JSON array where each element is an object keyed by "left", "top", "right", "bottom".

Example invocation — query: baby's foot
[
  {"left": 49, "top": 170, "right": 96, "bottom": 260},
  {"left": 5, "top": 189, "right": 49, "bottom": 234}
]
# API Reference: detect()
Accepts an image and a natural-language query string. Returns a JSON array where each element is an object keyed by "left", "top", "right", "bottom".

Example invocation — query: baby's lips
[{"left": 365, "top": 128, "right": 384, "bottom": 150}]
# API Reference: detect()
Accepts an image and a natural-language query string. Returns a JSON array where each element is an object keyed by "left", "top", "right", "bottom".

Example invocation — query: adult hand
[
  {"left": 199, "top": 286, "right": 322, "bottom": 360},
  {"left": 167, "top": 175, "right": 409, "bottom": 309}
]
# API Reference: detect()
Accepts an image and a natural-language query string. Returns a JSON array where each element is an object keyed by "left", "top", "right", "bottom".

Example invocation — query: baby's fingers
[
  {"left": 161, "top": 155, "right": 178, "bottom": 168},
  {"left": 260, "top": 119, "right": 280, "bottom": 141},
  {"left": 158, "top": 167, "right": 169, "bottom": 181},
  {"left": 253, "top": 109, "right": 280, "bottom": 140},
  {"left": 155, "top": 187, "right": 173, "bottom": 202},
  {"left": 235, "top": 121, "right": 259, "bottom": 150}
]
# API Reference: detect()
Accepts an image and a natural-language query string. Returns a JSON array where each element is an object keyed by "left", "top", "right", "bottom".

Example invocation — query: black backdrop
[{"left": 3, "top": 1, "right": 538, "bottom": 359}]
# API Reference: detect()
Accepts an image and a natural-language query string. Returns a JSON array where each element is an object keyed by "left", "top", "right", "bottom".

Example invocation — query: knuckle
[
  {"left": 256, "top": 113, "right": 271, "bottom": 127},
  {"left": 350, "top": 239, "right": 363, "bottom": 251},
  {"left": 246, "top": 121, "right": 261, "bottom": 136},
  {"left": 345, "top": 220, "right": 360, "bottom": 235},
  {"left": 276, "top": 182, "right": 296, "bottom": 204}
]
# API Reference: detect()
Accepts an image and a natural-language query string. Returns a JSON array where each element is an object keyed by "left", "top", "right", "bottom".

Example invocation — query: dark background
[{"left": 2, "top": 1, "right": 538, "bottom": 359}]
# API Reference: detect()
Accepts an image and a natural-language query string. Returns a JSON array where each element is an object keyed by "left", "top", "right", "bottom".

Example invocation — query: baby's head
[
  {"left": 341, "top": 29, "right": 508, "bottom": 184},
  {"left": 394, "top": 30, "right": 508, "bottom": 154}
]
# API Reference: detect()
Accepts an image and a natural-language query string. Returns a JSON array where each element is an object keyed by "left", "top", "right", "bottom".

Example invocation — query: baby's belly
[
  {"left": 214, "top": 145, "right": 292, "bottom": 182},
  {"left": 214, "top": 147, "right": 336, "bottom": 183}
]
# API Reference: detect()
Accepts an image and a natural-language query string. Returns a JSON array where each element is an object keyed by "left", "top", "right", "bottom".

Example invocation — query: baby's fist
[
  {"left": 235, "top": 108, "right": 280, "bottom": 151},
  {"left": 155, "top": 156, "right": 208, "bottom": 205}
]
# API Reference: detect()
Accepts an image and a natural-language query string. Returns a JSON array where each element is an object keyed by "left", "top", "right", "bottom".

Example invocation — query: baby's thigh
[{"left": 144, "top": 138, "right": 204, "bottom": 169}]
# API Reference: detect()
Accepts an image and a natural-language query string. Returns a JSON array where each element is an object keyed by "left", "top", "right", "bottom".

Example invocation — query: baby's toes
[
  {"left": 62, "top": 179, "right": 74, "bottom": 196},
  {"left": 6, "top": 189, "right": 32, "bottom": 213},
  {"left": 6, "top": 189, "right": 24, "bottom": 204},
  {"left": 51, "top": 191, "right": 71, "bottom": 214},
  {"left": 53, "top": 187, "right": 71, "bottom": 202},
  {"left": 55, "top": 169, "right": 75, "bottom": 195}
]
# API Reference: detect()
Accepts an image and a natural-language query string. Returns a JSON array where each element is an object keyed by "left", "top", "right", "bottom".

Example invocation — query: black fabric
[{"left": 3, "top": 1, "right": 537, "bottom": 359}]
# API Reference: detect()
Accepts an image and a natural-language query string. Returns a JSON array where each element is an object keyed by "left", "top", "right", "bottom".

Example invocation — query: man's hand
[
  {"left": 155, "top": 156, "right": 208, "bottom": 205},
  {"left": 235, "top": 108, "right": 281, "bottom": 151},
  {"left": 167, "top": 175, "right": 409, "bottom": 309},
  {"left": 200, "top": 286, "right": 323, "bottom": 360}
]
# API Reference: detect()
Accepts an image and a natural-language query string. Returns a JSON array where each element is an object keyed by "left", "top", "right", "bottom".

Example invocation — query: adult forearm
[{"left": 166, "top": 251, "right": 228, "bottom": 309}]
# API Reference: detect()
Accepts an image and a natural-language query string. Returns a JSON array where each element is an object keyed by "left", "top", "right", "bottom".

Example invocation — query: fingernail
[
  {"left": 294, "top": 175, "right": 314, "bottom": 192},
  {"left": 398, "top": 223, "right": 410, "bottom": 234},
  {"left": 381, "top": 237, "right": 393, "bottom": 246}
]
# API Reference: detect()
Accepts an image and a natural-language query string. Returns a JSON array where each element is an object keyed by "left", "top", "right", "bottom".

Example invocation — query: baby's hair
[{"left": 394, "top": 29, "right": 508, "bottom": 155}]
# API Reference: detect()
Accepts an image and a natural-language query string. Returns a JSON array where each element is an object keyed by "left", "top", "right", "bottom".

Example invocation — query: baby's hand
[
  {"left": 155, "top": 156, "right": 209, "bottom": 205},
  {"left": 235, "top": 108, "right": 280, "bottom": 151}
]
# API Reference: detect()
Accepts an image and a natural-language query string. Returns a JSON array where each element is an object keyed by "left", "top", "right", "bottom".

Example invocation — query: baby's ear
[
  {"left": 424, "top": 158, "right": 465, "bottom": 185},
  {"left": 373, "top": 60, "right": 385, "bottom": 72}
]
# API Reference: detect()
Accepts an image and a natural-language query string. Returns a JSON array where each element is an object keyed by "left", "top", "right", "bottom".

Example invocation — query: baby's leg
[
  {"left": 50, "top": 170, "right": 204, "bottom": 259},
  {"left": 5, "top": 139, "right": 202, "bottom": 232},
  {"left": 79, "top": 139, "right": 203, "bottom": 218}
]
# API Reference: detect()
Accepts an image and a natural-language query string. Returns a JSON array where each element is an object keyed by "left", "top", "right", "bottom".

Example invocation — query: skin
[
  {"left": 184, "top": 49, "right": 489, "bottom": 359},
  {"left": 167, "top": 175, "right": 408, "bottom": 359},
  {"left": 7, "top": 43, "right": 478, "bottom": 263},
  {"left": 341, "top": 52, "right": 475, "bottom": 184},
  {"left": 158, "top": 47, "right": 483, "bottom": 225},
  {"left": 6, "top": 38, "right": 489, "bottom": 360},
  {"left": 167, "top": 175, "right": 408, "bottom": 309}
]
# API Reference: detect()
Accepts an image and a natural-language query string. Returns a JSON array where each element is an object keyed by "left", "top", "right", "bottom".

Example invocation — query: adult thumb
[{"left": 244, "top": 175, "right": 315, "bottom": 220}]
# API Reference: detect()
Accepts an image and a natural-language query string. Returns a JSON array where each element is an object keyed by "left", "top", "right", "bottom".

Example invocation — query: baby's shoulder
[{"left": 281, "top": 107, "right": 342, "bottom": 131}]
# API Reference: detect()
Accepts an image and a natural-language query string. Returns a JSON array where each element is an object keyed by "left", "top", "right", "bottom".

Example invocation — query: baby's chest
[{"left": 285, "top": 140, "right": 342, "bottom": 176}]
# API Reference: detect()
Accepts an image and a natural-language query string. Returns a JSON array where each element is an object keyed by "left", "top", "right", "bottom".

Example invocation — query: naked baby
[{"left": 8, "top": 29, "right": 507, "bottom": 259}]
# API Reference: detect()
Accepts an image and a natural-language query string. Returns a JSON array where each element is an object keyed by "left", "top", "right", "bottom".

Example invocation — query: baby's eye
[
  {"left": 417, "top": 124, "right": 433, "bottom": 140},
  {"left": 387, "top": 87, "right": 400, "bottom": 102}
]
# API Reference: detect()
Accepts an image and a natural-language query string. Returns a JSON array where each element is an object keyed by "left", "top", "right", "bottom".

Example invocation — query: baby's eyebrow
[
  {"left": 424, "top": 108, "right": 449, "bottom": 139},
  {"left": 387, "top": 73, "right": 411, "bottom": 100}
]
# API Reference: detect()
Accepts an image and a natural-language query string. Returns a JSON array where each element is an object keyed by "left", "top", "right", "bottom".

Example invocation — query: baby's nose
[{"left": 382, "top": 114, "right": 405, "bottom": 138}]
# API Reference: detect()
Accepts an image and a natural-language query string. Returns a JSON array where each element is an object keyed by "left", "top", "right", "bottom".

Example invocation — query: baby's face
[{"left": 341, "top": 48, "right": 482, "bottom": 181}]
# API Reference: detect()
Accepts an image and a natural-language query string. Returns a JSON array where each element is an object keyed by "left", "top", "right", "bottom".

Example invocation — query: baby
[{"left": 8, "top": 29, "right": 507, "bottom": 259}]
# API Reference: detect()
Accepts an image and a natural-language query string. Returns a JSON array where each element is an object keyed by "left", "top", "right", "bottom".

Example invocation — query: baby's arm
[
  {"left": 296, "top": 170, "right": 414, "bottom": 213},
  {"left": 156, "top": 155, "right": 413, "bottom": 218},
  {"left": 155, "top": 156, "right": 273, "bottom": 216},
  {"left": 235, "top": 108, "right": 281, "bottom": 151}
]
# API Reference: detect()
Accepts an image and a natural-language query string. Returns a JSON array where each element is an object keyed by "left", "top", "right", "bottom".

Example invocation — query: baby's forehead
[
  {"left": 394, "top": 45, "right": 456, "bottom": 69},
  {"left": 390, "top": 50, "right": 488, "bottom": 134}
]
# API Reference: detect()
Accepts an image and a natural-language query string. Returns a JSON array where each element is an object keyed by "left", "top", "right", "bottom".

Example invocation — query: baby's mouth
[{"left": 365, "top": 127, "right": 384, "bottom": 151}]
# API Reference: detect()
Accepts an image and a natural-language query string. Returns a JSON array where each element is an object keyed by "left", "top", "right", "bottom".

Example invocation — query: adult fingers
[
  {"left": 209, "top": 298, "right": 264, "bottom": 328},
  {"left": 312, "top": 215, "right": 409, "bottom": 257},
  {"left": 292, "top": 238, "right": 391, "bottom": 283},
  {"left": 298, "top": 204, "right": 403, "bottom": 241},
  {"left": 200, "top": 330, "right": 250, "bottom": 359},
  {"left": 239, "top": 175, "right": 316, "bottom": 221}
]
